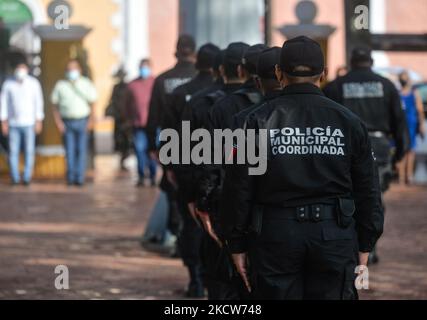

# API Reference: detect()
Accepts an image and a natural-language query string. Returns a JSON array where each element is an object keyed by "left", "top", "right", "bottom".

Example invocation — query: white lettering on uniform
[{"left": 269, "top": 126, "right": 346, "bottom": 157}]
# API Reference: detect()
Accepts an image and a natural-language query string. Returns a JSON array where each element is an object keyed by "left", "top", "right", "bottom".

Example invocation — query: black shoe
[
  {"left": 150, "top": 179, "right": 156, "bottom": 187},
  {"left": 22, "top": 181, "right": 31, "bottom": 186},
  {"left": 74, "top": 182, "right": 84, "bottom": 187},
  {"left": 186, "top": 282, "right": 205, "bottom": 298},
  {"left": 136, "top": 179, "right": 144, "bottom": 187},
  {"left": 11, "top": 181, "right": 20, "bottom": 186}
]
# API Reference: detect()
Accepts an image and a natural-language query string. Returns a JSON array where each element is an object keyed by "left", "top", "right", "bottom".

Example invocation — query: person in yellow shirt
[{"left": 51, "top": 59, "right": 97, "bottom": 186}]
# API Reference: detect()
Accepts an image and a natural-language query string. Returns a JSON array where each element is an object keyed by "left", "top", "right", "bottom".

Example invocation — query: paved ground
[{"left": 0, "top": 155, "right": 426, "bottom": 300}]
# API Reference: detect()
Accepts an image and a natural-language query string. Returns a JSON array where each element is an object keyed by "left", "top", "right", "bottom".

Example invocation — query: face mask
[
  {"left": 15, "top": 68, "right": 28, "bottom": 81},
  {"left": 140, "top": 66, "right": 151, "bottom": 79},
  {"left": 66, "top": 70, "right": 81, "bottom": 81},
  {"left": 399, "top": 79, "right": 408, "bottom": 88}
]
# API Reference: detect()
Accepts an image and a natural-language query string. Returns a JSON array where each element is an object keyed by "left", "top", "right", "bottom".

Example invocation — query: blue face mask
[
  {"left": 139, "top": 66, "right": 151, "bottom": 79},
  {"left": 66, "top": 70, "right": 81, "bottom": 81}
]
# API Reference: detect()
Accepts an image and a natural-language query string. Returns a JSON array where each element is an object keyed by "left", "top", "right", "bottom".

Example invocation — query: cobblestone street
[{"left": 0, "top": 155, "right": 426, "bottom": 300}]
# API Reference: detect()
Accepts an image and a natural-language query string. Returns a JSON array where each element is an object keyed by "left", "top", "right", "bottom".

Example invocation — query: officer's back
[
  {"left": 146, "top": 34, "right": 197, "bottom": 149},
  {"left": 324, "top": 47, "right": 408, "bottom": 163},
  {"left": 228, "top": 36, "right": 384, "bottom": 300}
]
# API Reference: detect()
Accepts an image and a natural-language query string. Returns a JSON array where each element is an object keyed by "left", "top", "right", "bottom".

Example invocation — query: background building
[{"left": 0, "top": 0, "right": 426, "bottom": 157}]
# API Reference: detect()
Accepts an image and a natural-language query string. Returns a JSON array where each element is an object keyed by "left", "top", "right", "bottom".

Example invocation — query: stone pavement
[{"left": 0, "top": 155, "right": 426, "bottom": 300}]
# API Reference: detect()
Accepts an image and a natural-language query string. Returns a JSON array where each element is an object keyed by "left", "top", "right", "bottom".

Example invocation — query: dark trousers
[
  {"left": 177, "top": 192, "right": 204, "bottom": 267},
  {"left": 201, "top": 234, "right": 241, "bottom": 300},
  {"left": 250, "top": 207, "right": 358, "bottom": 300}
]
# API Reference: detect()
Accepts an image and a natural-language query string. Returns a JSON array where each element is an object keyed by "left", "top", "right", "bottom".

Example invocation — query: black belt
[{"left": 263, "top": 204, "right": 336, "bottom": 222}]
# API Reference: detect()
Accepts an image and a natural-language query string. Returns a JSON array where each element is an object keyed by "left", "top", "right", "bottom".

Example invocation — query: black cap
[
  {"left": 224, "top": 42, "right": 250, "bottom": 66},
  {"left": 196, "top": 43, "right": 221, "bottom": 70},
  {"left": 351, "top": 46, "right": 373, "bottom": 64},
  {"left": 176, "top": 34, "right": 196, "bottom": 57},
  {"left": 242, "top": 44, "right": 269, "bottom": 75},
  {"left": 256, "top": 47, "right": 281, "bottom": 79},
  {"left": 280, "top": 36, "right": 324, "bottom": 77}
]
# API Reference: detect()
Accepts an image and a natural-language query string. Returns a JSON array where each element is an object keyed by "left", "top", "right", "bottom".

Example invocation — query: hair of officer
[
  {"left": 259, "top": 77, "right": 281, "bottom": 92},
  {"left": 175, "top": 34, "right": 196, "bottom": 60},
  {"left": 222, "top": 60, "right": 240, "bottom": 80}
]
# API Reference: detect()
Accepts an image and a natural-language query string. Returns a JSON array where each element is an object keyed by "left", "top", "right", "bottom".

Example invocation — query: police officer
[
  {"left": 228, "top": 36, "right": 384, "bottom": 300},
  {"left": 323, "top": 47, "right": 408, "bottom": 264},
  {"left": 162, "top": 43, "right": 220, "bottom": 298},
  {"left": 146, "top": 34, "right": 197, "bottom": 245},
  {"left": 190, "top": 42, "right": 252, "bottom": 300},
  {"left": 196, "top": 43, "right": 266, "bottom": 216},
  {"left": 220, "top": 47, "right": 282, "bottom": 242}
]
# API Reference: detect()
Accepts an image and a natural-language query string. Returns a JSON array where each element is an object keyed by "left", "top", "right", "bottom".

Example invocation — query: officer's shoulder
[
  {"left": 172, "top": 81, "right": 190, "bottom": 95},
  {"left": 153, "top": 66, "right": 178, "bottom": 82}
]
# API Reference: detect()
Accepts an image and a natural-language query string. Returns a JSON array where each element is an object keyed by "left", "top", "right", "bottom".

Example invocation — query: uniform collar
[
  {"left": 264, "top": 89, "right": 283, "bottom": 100},
  {"left": 175, "top": 60, "right": 195, "bottom": 68},
  {"left": 195, "top": 70, "right": 213, "bottom": 80},
  {"left": 282, "top": 83, "right": 324, "bottom": 96}
]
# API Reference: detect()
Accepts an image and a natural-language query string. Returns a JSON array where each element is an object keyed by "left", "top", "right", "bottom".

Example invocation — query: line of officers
[{"left": 144, "top": 35, "right": 409, "bottom": 300}]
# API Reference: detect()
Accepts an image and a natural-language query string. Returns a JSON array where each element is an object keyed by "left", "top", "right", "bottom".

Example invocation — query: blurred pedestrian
[
  {"left": 51, "top": 59, "right": 97, "bottom": 186},
  {"left": 397, "top": 71, "right": 426, "bottom": 185},
  {"left": 106, "top": 67, "right": 131, "bottom": 171},
  {"left": 0, "top": 57, "right": 44, "bottom": 185},
  {"left": 124, "top": 59, "right": 157, "bottom": 186}
]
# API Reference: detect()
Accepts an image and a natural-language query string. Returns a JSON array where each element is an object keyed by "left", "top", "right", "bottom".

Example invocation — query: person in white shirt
[{"left": 0, "top": 59, "right": 44, "bottom": 185}]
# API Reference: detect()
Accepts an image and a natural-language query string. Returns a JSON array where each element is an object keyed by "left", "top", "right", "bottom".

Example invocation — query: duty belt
[{"left": 264, "top": 204, "right": 336, "bottom": 222}]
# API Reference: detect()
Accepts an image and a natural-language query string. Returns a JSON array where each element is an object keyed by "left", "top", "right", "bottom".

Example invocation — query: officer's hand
[
  {"left": 232, "top": 253, "right": 252, "bottom": 293},
  {"left": 165, "top": 169, "right": 178, "bottom": 189},
  {"left": 196, "top": 209, "right": 222, "bottom": 247},
  {"left": 187, "top": 202, "right": 201, "bottom": 227},
  {"left": 358, "top": 252, "right": 369, "bottom": 266}
]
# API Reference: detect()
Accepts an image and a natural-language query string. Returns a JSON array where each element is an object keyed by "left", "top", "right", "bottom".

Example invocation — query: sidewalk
[{"left": 0, "top": 155, "right": 426, "bottom": 299}]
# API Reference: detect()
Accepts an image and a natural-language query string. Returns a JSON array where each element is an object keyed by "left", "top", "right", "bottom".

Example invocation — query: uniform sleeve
[
  {"left": 195, "top": 104, "right": 222, "bottom": 212},
  {"left": 227, "top": 115, "right": 257, "bottom": 253},
  {"left": 146, "top": 77, "right": 163, "bottom": 151},
  {"left": 34, "top": 79, "right": 45, "bottom": 121},
  {"left": 388, "top": 82, "right": 409, "bottom": 162},
  {"left": 0, "top": 82, "right": 9, "bottom": 121},
  {"left": 351, "top": 122, "right": 384, "bottom": 252}
]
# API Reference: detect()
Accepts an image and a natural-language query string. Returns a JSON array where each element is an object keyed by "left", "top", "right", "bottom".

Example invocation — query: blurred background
[{"left": 0, "top": 0, "right": 426, "bottom": 163}]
